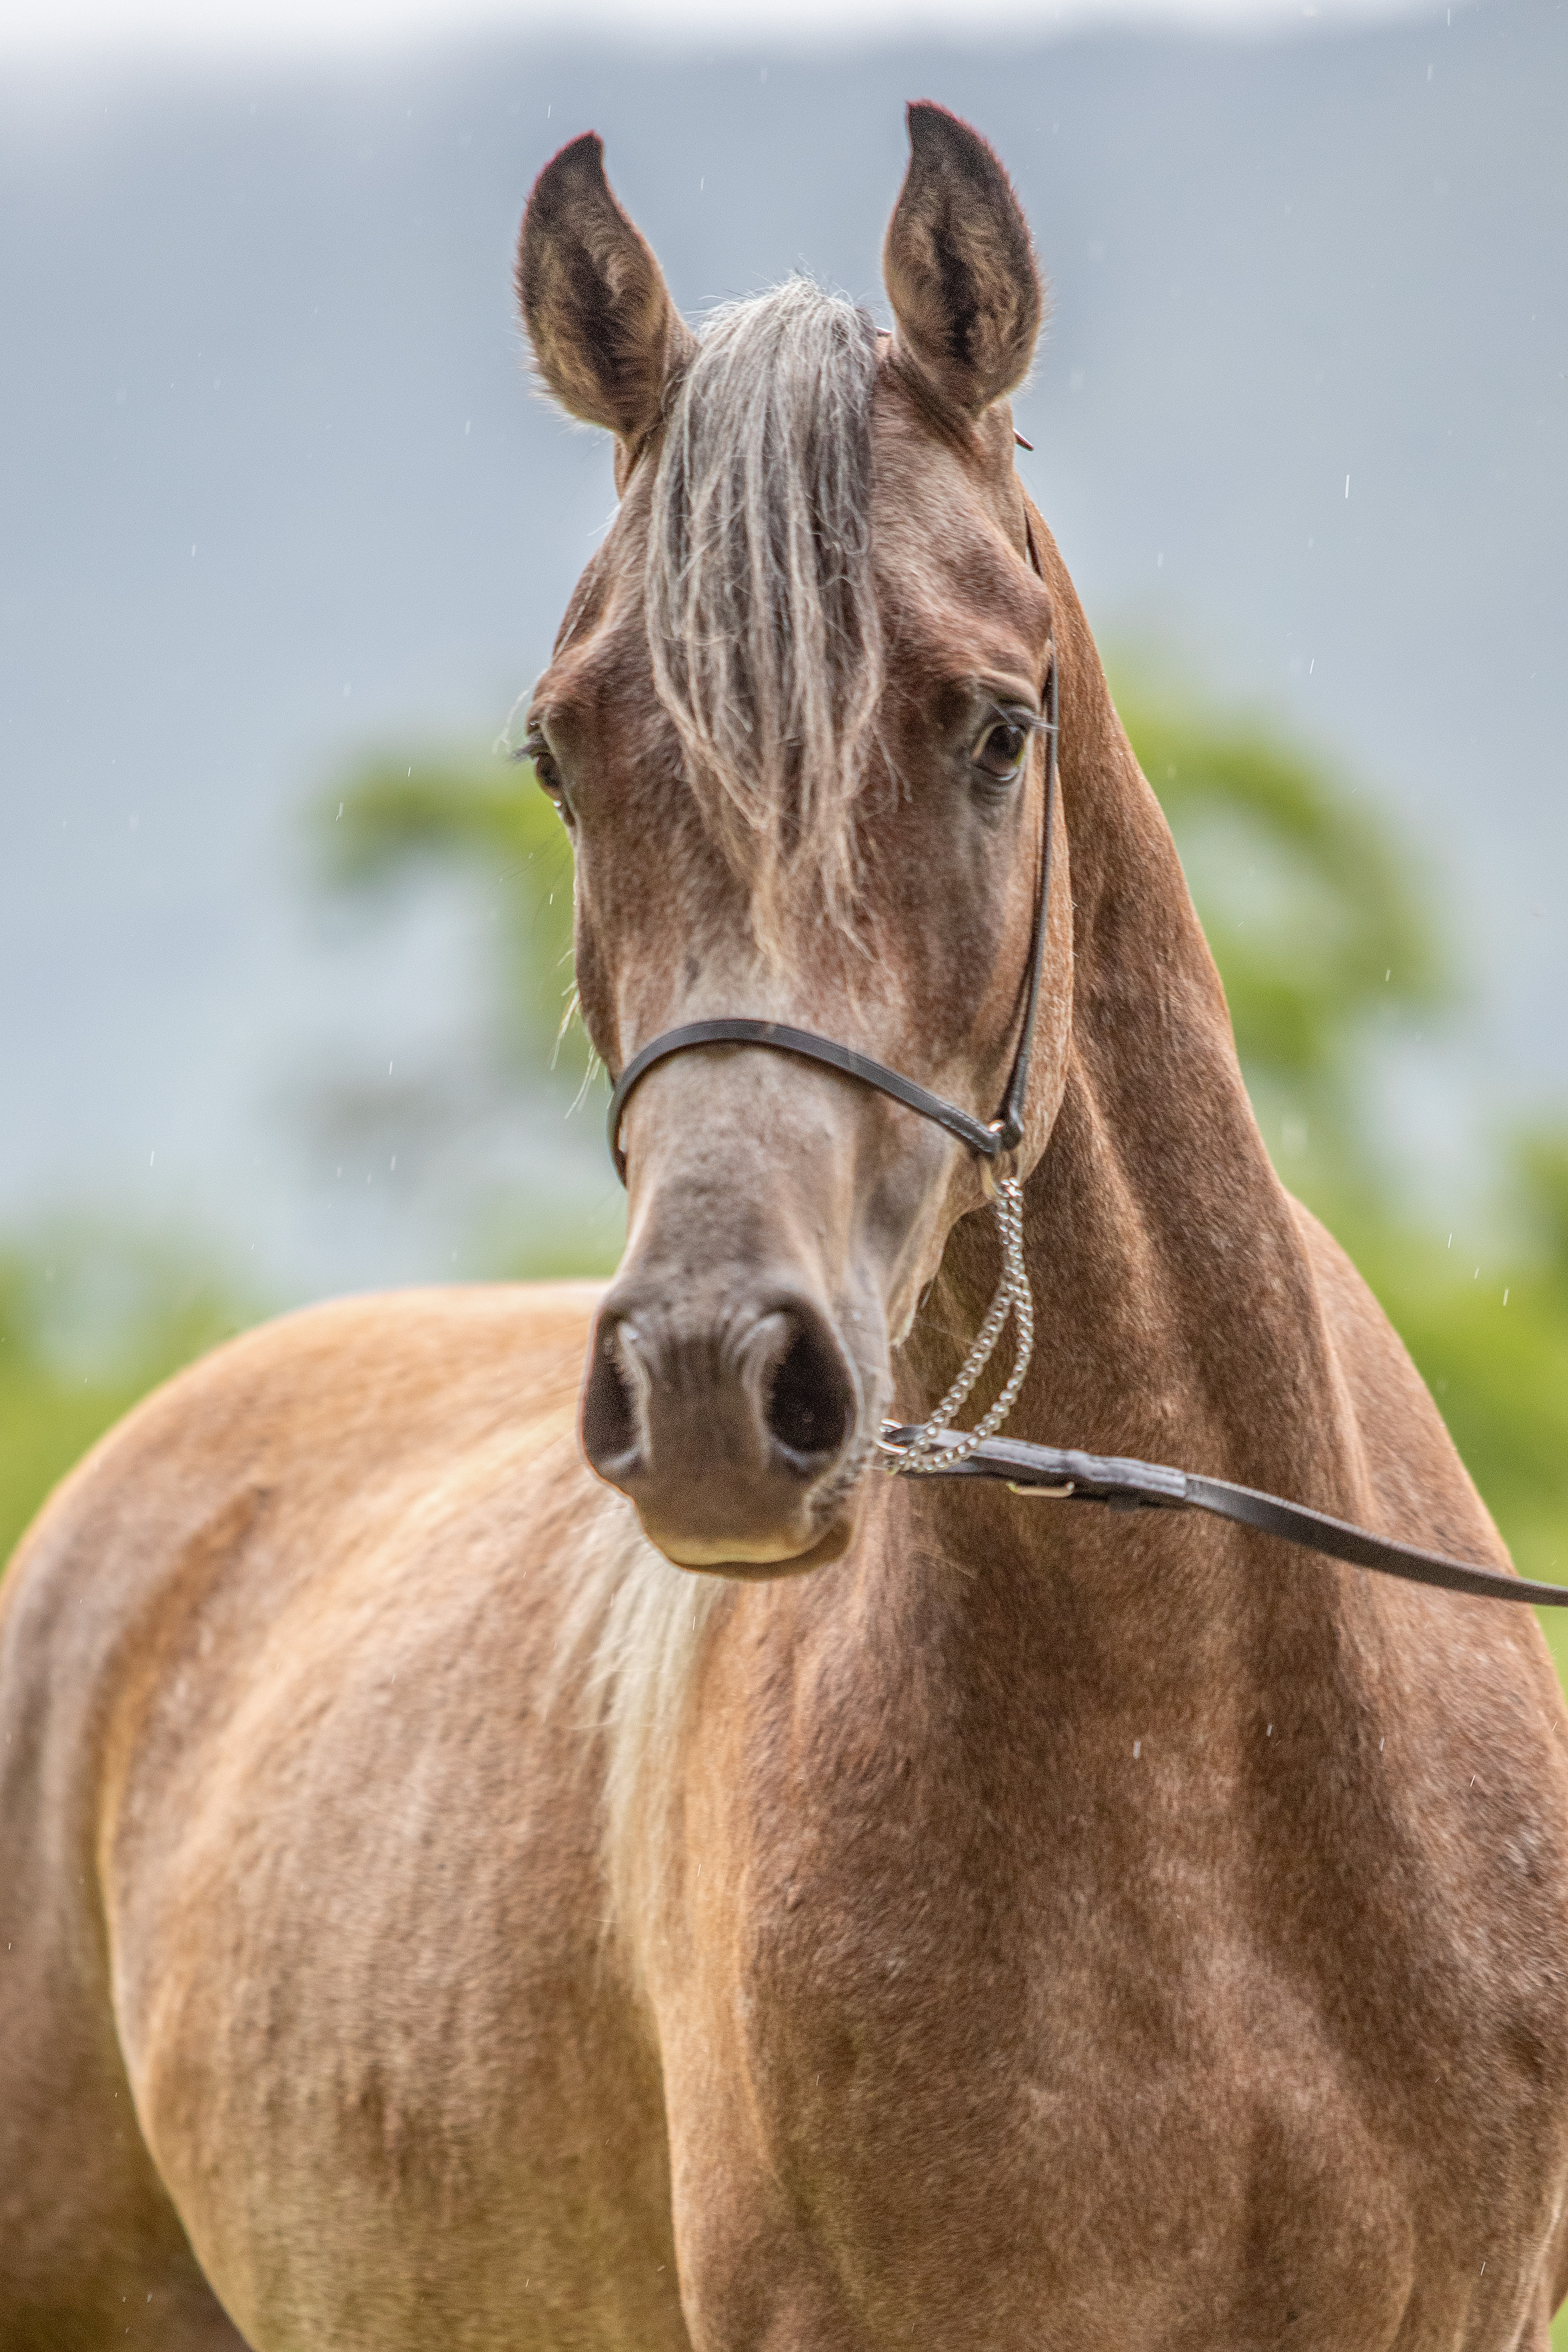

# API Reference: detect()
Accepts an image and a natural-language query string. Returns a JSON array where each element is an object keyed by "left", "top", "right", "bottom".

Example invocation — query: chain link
[{"left": 883, "top": 1176, "right": 1034, "bottom": 1474}]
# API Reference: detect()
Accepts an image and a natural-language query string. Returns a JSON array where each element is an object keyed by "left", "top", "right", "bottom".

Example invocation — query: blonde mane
[
  {"left": 552, "top": 1493, "right": 730, "bottom": 1979},
  {"left": 644, "top": 279, "right": 883, "bottom": 944}
]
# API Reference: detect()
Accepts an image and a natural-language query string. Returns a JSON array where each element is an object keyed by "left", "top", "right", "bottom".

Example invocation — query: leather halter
[
  {"left": 880, "top": 1426, "right": 1568, "bottom": 1608},
  {"left": 595, "top": 515, "right": 1568, "bottom": 1610},
  {"left": 606, "top": 656, "right": 1057, "bottom": 1185}
]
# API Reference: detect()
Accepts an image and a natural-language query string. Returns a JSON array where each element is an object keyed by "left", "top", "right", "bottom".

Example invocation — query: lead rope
[{"left": 882, "top": 1175, "right": 1034, "bottom": 1473}]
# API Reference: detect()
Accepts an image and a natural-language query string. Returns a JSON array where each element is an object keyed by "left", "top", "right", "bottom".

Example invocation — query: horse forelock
[{"left": 644, "top": 279, "right": 883, "bottom": 948}]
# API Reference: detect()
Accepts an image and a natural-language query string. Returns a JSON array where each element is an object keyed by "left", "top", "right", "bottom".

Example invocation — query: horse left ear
[
  {"left": 517, "top": 131, "right": 695, "bottom": 451},
  {"left": 883, "top": 102, "right": 1043, "bottom": 421}
]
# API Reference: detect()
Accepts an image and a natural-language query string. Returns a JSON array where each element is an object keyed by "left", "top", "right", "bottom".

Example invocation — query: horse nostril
[
  {"left": 582, "top": 1318, "right": 646, "bottom": 1474},
  {"left": 764, "top": 1310, "right": 856, "bottom": 1465}
]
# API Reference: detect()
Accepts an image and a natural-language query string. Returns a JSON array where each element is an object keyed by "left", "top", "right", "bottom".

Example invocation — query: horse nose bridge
[
  {"left": 620, "top": 1122, "right": 853, "bottom": 1318},
  {"left": 614, "top": 1030, "right": 867, "bottom": 1217}
]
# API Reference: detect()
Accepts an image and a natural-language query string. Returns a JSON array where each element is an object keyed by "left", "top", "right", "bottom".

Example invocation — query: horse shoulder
[
  {"left": 0, "top": 1281, "right": 689, "bottom": 2349},
  {"left": 1, "top": 1279, "right": 606, "bottom": 1844},
  {"left": 1292, "top": 1193, "right": 1568, "bottom": 2036}
]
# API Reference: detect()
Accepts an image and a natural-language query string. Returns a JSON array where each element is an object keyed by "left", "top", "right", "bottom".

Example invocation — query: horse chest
[
  {"left": 657, "top": 1862, "right": 1417, "bottom": 2347},
  {"left": 646, "top": 1655, "right": 1568, "bottom": 2350}
]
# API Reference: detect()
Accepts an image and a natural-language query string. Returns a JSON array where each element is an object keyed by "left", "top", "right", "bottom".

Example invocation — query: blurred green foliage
[
  {"left": 1115, "top": 676, "right": 1442, "bottom": 1205},
  {"left": 312, "top": 744, "right": 623, "bottom": 1280},
  {"left": 0, "top": 1228, "right": 248, "bottom": 1567},
  {"left": 1123, "top": 681, "right": 1441, "bottom": 1067},
  {"left": 1351, "top": 1144, "right": 1568, "bottom": 1626},
  {"left": 317, "top": 749, "right": 579, "bottom": 1071}
]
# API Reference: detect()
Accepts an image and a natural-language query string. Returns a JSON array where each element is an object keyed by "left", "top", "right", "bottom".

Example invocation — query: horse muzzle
[{"left": 581, "top": 1282, "right": 867, "bottom": 1575}]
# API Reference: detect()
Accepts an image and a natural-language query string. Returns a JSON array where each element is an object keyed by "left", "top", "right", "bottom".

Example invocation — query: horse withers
[{"left": 4, "top": 103, "right": 1568, "bottom": 2352}]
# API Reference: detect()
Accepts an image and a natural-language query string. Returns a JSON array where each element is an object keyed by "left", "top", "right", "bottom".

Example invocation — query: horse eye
[
  {"left": 973, "top": 718, "right": 1030, "bottom": 783},
  {"left": 524, "top": 733, "right": 572, "bottom": 819}
]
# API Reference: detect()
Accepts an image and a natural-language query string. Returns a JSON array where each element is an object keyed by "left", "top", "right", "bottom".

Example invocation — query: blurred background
[{"left": 2, "top": 0, "right": 1566, "bottom": 1707}]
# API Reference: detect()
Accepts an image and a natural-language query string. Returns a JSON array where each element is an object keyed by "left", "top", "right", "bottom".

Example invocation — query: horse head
[{"left": 517, "top": 106, "right": 1072, "bottom": 1576}]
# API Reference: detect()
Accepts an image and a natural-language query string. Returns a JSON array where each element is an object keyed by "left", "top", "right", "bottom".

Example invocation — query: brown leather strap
[
  {"left": 880, "top": 1426, "right": 1568, "bottom": 1607},
  {"left": 607, "top": 1020, "right": 1006, "bottom": 1183}
]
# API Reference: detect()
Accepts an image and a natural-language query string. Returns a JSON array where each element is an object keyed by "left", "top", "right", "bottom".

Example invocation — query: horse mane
[
  {"left": 644, "top": 279, "right": 883, "bottom": 944},
  {"left": 550, "top": 1492, "right": 730, "bottom": 1975}
]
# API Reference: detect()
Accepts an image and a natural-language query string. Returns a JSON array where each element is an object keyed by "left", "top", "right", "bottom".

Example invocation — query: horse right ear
[
  {"left": 516, "top": 133, "right": 694, "bottom": 455},
  {"left": 883, "top": 102, "right": 1042, "bottom": 421}
]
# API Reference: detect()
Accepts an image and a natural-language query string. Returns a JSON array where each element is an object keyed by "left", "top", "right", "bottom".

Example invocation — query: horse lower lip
[
  {"left": 644, "top": 1515, "right": 857, "bottom": 1580},
  {"left": 654, "top": 1531, "right": 815, "bottom": 1568}
]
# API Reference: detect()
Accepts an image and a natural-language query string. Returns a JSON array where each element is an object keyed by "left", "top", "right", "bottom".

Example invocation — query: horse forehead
[
  {"left": 543, "top": 418, "right": 1045, "bottom": 729},
  {"left": 870, "top": 461, "right": 1045, "bottom": 654},
  {"left": 877, "top": 529, "right": 1051, "bottom": 690}
]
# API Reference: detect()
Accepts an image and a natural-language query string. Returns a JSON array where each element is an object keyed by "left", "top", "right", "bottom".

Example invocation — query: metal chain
[{"left": 883, "top": 1176, "right": 1034, "bottom": 1474}]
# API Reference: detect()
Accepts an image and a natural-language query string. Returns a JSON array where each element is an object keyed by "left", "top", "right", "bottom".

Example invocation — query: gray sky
[
  {"left": 0, "top": 0, "right": 1438, "bottom": 61},
  {"left": 4, "top": 0, "right": 1544, "bottom": 1302}
]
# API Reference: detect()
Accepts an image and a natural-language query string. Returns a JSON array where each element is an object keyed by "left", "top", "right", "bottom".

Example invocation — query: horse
[{"left": 4, "top": 101, "right": 1568, "bottom": 2352}]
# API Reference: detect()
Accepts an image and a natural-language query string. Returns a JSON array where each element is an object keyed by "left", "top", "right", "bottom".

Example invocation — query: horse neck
[{"left": 898, "top": 594, "right": 1362, "bottom": 1615}]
